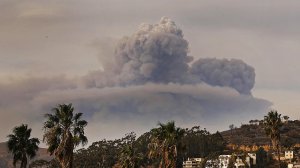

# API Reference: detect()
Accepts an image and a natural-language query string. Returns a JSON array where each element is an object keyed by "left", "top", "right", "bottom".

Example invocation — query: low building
[
  {"left": 183, "top": 158, "right": 203, "bottom": 168},
  {"left": 234, "top": 158, "right": 245, "bottom": 168},
  {"left": 184, "top": 153, "right": 256, "bottom": 168},
  {"left": 245, "top": 153, "right": 256, "bottom": 167},
  {"left": 286, "top": 151, "right": 294, "bottom": 160},
  {"left": 219, "top": 155, "right": 231, "bottom": 168},
  {"left": 288, "top": 163, "right": 300, "bottom": 168},
  {"left": 205, "top": 159, "right": 219, "bottom": 168},
  {"left": 247, "top": 153, "right": 256, "bottom": 165}
]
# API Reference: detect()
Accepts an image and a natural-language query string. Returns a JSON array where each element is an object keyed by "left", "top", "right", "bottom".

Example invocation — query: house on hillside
[
  {"left": 219, "top": 155, "right": 231, "bottom": 168},
  {"left": 245, "top": 153, "right": 256, "bottom": 167},
  {"left": 286, "top": 151, "right": 294, "bottom": 160},
  {"left": 205, "top": 159, "right": 219, "bottom": 168},
  {"left": 234, "top": 158, "right": 245, "bottom": 168},
  {"left": 230, "top": 153, "right": 256, "bottom": 168},
  {"left": 288, "top": 163, "right": 300, "bottom": 168},
  {"left": 202, "top": 155, "right": 231, "bottom": 168},
  {"left": 182, "top": 158, "right": 203, "bottom": 168}
]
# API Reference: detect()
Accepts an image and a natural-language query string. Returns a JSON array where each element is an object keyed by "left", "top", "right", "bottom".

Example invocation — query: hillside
[
  {"left": 221, "top": 120, "right": 300, "bottom": 147},
  {"left": 0, "top": 142, "right": 52, "bottom": 168}
]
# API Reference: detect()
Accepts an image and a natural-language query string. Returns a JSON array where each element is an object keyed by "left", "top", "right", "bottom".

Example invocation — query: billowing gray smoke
[
  {"left": 190, "top": 58, "right": 255, "bottom": 94},
  {"left": 85, "top": 17, "right": 256, "bottom": 95},
  {"left": 113, "top": 17, "right": 192, "bottom": 85}
]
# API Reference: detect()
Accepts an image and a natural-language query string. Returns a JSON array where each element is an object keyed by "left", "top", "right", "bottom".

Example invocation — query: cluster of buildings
[
  {"left": 183, "top": 151, "right": 300, "bottom": 168},
  {"left": 183, "top": 153, "right": 256, "bottom": 168}
]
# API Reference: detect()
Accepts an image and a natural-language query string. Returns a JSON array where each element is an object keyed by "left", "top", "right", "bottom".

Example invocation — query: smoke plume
[
  {"left": 190, "top": 58, "right": 255, "bottom": 94},
  {"left": 84, "top": 17, "right": 255, "bottom": 95}
]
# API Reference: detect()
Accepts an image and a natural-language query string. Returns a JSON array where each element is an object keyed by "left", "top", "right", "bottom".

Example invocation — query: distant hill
[
  {"left": 0, "top": 142, "right": 52, "bottom": 168},
  {"left": 221, "top": 120, "right": 300, "bottom": 147}
]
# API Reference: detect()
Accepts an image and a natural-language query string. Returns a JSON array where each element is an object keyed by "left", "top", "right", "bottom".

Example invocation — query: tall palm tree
[
  {"left": 43, "top": 103, "right": 88, "bottom": 168},
  {"left": 148, "top": 121, "right": 185, "bottom": 168},
  {"left": 118, "top": 143, "right": 142, "bottom": 168},
  {"left": 7, "top": 124, "right": 40, "bottom": 168},
  {"left": 263, "top": 110, "right": 283, "bottom": 166}
]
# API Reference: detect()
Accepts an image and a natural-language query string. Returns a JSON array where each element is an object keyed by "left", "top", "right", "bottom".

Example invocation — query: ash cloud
[
  {"left": 84, "top": 17, "right": 255, "bottom": 95},
  {"left": 30, "top": 83, "right": 270, "bottom": 142},
  {"left": 190, "top": 58, "right": 255, "bottom": 94},
  {"left": 85, "top": 17, "right": 192, "bottom": 87}
]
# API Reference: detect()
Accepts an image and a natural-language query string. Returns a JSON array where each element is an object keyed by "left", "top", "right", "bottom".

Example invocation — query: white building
[
  {"left": 285, "top": 151, "right": 294, "bottom": 160},
  {"left": 234, "top": 158, "right": 245, "bottom": 168},
  {"left": 219, "top": 155, "right": 231, "bottom": 168},
  {"left": 205, "top": 159, "right": 219, "bottom": 168},
  {"left": 183, "top": 158, "right": 203, "bottom": 168},
  {"left": 288, "top": 163, "right": 300, "bottom": 168},
  {"left": 245, "top": 153, "right": 256, "bottom": 167},
  {"left": 184, "top": 153, "right": 255, "bottom": 168}
]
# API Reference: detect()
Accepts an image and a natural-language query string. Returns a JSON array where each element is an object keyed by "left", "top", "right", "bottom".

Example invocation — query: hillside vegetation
[
  {"left": 221, "top": 120, "right": 300, "bottom": 147},
  {"left": 1, "top": 119, "right": 299, "bottom": 167}
]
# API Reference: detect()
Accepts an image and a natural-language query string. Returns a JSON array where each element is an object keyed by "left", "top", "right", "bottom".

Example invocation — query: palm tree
[
  {"left": 118, "top": 143, "right": 142, "bottom": 168},
  {"left": 43, "top": 103, "right": 88, "bottom": 168},
  {"left": 263, "top": 110, "right": 283, "bottom": 167},
  {"left": 7, "top": 124, "right": 40, "bottom": 168},
  {"left": 148, "top": 121, "right": 185, "bottom": 168}
]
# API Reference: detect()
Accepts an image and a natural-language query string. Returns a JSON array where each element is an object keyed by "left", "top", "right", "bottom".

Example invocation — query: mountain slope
[
  {"left": 221, "top": 120, "right": 300, "bottom": 147},
  {"left": 0, "top": 142, "right": 52, "bottom": 168}
]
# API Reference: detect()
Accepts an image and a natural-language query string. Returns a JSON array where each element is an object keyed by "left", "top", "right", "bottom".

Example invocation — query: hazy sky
[{"left": 1, "top": 0, "right": 300, "bottom": 144}]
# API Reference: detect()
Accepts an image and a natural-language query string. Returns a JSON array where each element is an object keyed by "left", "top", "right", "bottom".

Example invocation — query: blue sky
[{"left": 1, "top": 0, "right": 299, "bottom": 143}]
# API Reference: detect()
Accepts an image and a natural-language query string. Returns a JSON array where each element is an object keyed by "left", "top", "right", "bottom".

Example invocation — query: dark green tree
[
  {"left": 148, "top": 121, "right": 185, "bottom": 168},
  {"left": 118, "top": 143, "right": 142, "bottom": 168},
  {"left": 283, "top": 116, "right": 289, "bottom": 122},
  {"left": 73, "top": 132, "right": 137, "bottom": 168},
  {"left": 7, "top": 124, "right": 40, "bottom": 168},
  {"left": 263, "top": 110, "right": 283, "bottom": 167},
  {"left": 282, "top": 138, "right": 294, "bottom": 150},
  {"left": 256, "top": 147, "right": 268, "bottom": 168},
  {"left": 29, "top": 159, "right": 60, "bottom": 168},
  {"left": 43, "top": 103, "right": 88, "bottom": 168},
  {"left": 182, "top": 127, "right": 225, "bottom": 159},
  {"left": 229, "top": 124, "right": 235, "bottom": 139}
]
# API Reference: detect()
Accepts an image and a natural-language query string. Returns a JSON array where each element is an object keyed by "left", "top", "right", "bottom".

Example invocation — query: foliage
[
  {"left": 29, "top": 159, "right": 60, "bottom": 168},
  {"left": 227, "top": 155, "right": 235, "bottom": 168},
  {"left": 263, "top": 110, "right": 283, "bottom": 163},
  {"left": 280, "top": 161, "right": 288, "bottom": 168},
  {"left": 29, "top": 159, "right": 48, "bottom": 168},
  {"left": 199, "top": 158, "right": 207, "bottom": 168},
  {"left": 7, "top": 124, "right": 40, "bottom": 168},
  {"left": 281, "top": 138, "right": 295, "bottom": 150},
  {"left": 283, "top": 116, "right": 289, "bottom": 122},
  {"left": 73, "top": 132, "right": 136, "bottom": 168},
  {"left": 118, "top": 143, "right": 143, "bottom": 168},
  {"left": 43, "top": 103, "right": 88, "bottom": 168},
  {"left": 134, "top": 131, "right": 157, "bottom": 167},
  {"left": 182, "top": 126, "right": 226, "bottom": 159},
  {"left": 148, "top": 121, "right": 185, "bottom": 168}
]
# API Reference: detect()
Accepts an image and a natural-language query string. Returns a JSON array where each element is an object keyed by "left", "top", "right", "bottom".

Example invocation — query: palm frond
[{"left": 43, "top": 103, "right": 88, "bottom": 164}]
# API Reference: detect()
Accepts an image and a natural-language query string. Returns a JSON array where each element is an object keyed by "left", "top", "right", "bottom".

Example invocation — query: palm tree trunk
[
  {"left": 277, "top": 144, "right": 280, "bottom": 168},
  {"left": 20, "top": 154, "right": 27, "bottom": 168},
  {"left": 61, "top": 151, "right": 73, "bottom": 168},
  {"left": 56, "top": 131, "right": 74, "bottom": 168},
  {"left": 62, "top": 132, "right": 74, "bottom": 168},
  {"left": 170, "top": 145, "right": 177, "bottom": 168}
]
